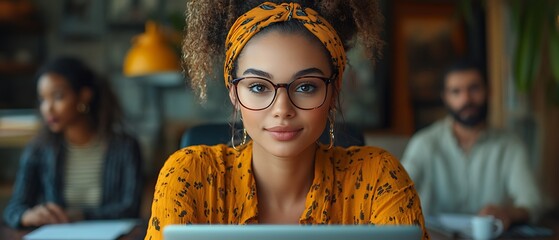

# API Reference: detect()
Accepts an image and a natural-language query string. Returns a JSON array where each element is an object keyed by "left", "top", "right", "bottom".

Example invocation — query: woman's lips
[
  {"left": 46, "top": 117, "right": 59, "bottom": 125},
  {"left": 265, "top": 126, "right": 302, "bottom": 141}
]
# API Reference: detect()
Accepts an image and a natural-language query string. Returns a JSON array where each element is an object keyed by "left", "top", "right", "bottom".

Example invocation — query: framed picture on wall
[
  {"left": 59, "top": 0, "right": 105, "bottom": 38},
  {"left": 392, "top": 0, "right": 467, "bottom": 132}
]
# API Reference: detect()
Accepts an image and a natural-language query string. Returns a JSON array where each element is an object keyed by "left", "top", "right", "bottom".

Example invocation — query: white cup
[{"left": 471, "top": 216, "right": 504, "bottom": 240}]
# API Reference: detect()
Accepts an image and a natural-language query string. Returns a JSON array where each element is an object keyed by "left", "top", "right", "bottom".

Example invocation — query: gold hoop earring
[
  {"left": 327, "top": 110, "right": 336, "bottom": 149},
  {"left": 241, "top": 128, "right": 247, "bottom": 146},
  {"left": 232, "top": 112, "right": 248, "bottom": 151},
  {"left": 231, "top": 130, "right": 238, "bottom": 150},
  {"left": 232, "top": 128, "right": 247, "bottom": 151},
  {"left": 77, "top": 103, "right": 89, "bottom": 113}
]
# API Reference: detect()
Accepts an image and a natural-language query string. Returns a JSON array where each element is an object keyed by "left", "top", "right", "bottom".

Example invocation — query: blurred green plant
[
  {"left": 510, "top": 0, "right": 559, "bottom": 104},
  {"left": 459, "top": 0, "right": 559, "bottom": 104}
]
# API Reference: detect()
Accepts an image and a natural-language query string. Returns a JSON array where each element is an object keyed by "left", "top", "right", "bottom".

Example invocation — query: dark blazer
[{"left": 2, "top": 133, "right": 144, "bottom": 228}]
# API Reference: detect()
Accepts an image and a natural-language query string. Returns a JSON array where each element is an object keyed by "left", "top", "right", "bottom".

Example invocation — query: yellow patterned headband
[{"left": 224, "top": 2, "right": 346, "bottom": 89}]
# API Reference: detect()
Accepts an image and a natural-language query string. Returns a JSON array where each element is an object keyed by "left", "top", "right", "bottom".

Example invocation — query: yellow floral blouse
[{"left": 145, "top": 142, "right": 429, "bottom": 240}]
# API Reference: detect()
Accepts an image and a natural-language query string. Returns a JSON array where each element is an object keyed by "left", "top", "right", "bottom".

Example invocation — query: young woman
[
  {"left": 3, "top": 57, "right": 144, "bottom": 228},
  {"left": 146, "top": 1, "right": 428, "bottom": 239}
]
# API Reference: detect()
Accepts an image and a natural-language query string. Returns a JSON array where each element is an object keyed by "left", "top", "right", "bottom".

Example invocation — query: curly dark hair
[{"left": 183, "top": 0, "right": 384, "bottom": 100}]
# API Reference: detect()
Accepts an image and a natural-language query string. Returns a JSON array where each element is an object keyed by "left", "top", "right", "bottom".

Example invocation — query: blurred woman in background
[{"left": 3, "top": 57, "right": 144, "bottom": 228}]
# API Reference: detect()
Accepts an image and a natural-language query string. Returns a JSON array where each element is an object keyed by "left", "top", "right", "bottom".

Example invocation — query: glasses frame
[{"left": 231, "top": 75, "right": 333, "bottom": 111}]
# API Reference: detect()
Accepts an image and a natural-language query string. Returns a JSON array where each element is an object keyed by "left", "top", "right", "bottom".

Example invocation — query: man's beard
[{"left": 447, "top": 102, "right": 488, "bottom": 127}]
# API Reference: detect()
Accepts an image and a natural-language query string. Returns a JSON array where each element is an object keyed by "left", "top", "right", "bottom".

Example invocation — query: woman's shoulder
[
  {"left": 15, "top": 135, "right": 60, "bottom": 166},
  {"left": 327, "top": 145, "right": 401, "bottom": 171},
  {"left": 161, "top": 144, "right": 236, "bottom": 174},
  {"left": 24, "top": 135, "right": 59, "bottom": 154},
  {"left": 327, "top": 145, "right": 413, "bottom": 189},
  {"left": 106, "top": 132, "right": 140, "bottom": 145}
]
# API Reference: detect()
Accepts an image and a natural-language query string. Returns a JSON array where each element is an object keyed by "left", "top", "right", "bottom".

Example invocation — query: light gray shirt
[{"left": 401, "top": 117, "right": 542, "bottom": 222}]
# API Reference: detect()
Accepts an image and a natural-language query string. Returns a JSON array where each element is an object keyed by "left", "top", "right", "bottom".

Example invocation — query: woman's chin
[
  {"left": 263, "top": 141, "right": 317, "bottom": 159},
  {"left": 47, "top": 125, "right": 63, "bottom": 133}
]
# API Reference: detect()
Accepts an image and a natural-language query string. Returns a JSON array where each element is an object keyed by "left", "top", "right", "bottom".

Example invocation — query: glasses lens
[
  {"left": 288, "top": 77, "right": 328, "bottom": 109},
  {"left": 235, "top": 77, "right": 276, "bottom": 110}
]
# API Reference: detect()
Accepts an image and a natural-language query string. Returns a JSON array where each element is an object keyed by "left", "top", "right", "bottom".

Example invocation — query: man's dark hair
[{"left": 440, "top": 59, "right": 487, "bottom": 92}]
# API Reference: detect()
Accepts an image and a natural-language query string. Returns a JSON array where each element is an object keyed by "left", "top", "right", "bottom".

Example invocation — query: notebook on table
[
  {"left": 163, "top": 224, "right": 422, "bottom": 240},
  {"left": 23, "top": 219, "right": 138, "bottom": 240}
]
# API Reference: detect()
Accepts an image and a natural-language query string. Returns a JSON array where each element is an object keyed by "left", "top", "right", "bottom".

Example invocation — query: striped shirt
[{"left": 64, "top": 139, "right": 106, "bottom": 209}]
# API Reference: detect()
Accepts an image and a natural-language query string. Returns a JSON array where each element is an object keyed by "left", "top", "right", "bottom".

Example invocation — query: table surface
[
  {"left": 2, "top": 220, "right": 559, "bottom": 240},
  {"left": 427, "top": 218, "right": 559, "bottom": 240}
]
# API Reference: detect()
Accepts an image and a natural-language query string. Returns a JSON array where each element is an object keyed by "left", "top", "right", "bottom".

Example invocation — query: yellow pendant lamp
[{"left": 123, "top": 21, "right": 180, "bottom": 77}]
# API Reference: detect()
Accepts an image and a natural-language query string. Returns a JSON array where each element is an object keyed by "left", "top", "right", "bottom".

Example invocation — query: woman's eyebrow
[
  {"left": 293, "top": 68, "right": 325, "bottom": 78},
  {"left": 242, "top": 68, "right": 272, "bottom": 78}
]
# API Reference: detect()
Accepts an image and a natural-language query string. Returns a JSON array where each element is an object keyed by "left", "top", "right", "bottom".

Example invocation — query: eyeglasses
[{"left": 231, "top": 76, "right": 333, "bottom": 111}]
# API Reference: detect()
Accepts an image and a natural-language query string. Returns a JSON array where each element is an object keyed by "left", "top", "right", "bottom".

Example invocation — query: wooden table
[{"left": 0, "top": 224, "right": 26, "bottom": 240}]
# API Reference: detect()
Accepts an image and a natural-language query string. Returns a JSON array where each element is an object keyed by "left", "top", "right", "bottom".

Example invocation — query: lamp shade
[{"left": 123, "top": 21, "right": 180, "bottom": 77}]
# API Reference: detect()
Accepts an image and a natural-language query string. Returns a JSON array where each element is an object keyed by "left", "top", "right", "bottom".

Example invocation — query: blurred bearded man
[{"left": 401, "top": 59, "right": 542, "bottom": 230}]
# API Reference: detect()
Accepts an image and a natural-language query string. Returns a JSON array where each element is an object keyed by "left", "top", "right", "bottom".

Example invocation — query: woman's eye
[
  {"left": 54, "top": 93, "right": 64, "bottom": 100},
  {"left": 296, "top": 83, "right": 316, "bottom": 93},
  {"left": 249, "top": 84, "right": 268, "bottom": 93}
]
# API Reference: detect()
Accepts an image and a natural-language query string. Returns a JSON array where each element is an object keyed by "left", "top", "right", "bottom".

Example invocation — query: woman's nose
[
  {"left": 270, "top": 88, "right": 296, "bottom": 118},
  {"left": 41, "top": 100, "right": 53, "bottom": 113}
]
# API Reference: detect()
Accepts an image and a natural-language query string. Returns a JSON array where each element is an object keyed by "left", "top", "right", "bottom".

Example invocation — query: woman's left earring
[
  {"left": 77, "top": 103, "right": 89, "bottom": 113},
  {"left": 327, "top": 109, "right": 335, "bottom": 149}
]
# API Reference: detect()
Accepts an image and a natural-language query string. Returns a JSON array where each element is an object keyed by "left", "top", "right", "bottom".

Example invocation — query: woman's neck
[
  {"left": 63, "top": 118, "right": 96, "bottom": 146},
  {"left": 251, "top": 142, "right": 316, "bottom": 210}
]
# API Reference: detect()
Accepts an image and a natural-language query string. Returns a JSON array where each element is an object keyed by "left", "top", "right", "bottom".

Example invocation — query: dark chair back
[
  {"left": 179, "top": 122, "right": 364, "bottom": 148},
  {"left": 321, "top": 123, "right": 365, "bottom": 148},
  {"left": 179, "top": 123, "right": 233, "bottom": 148}
]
